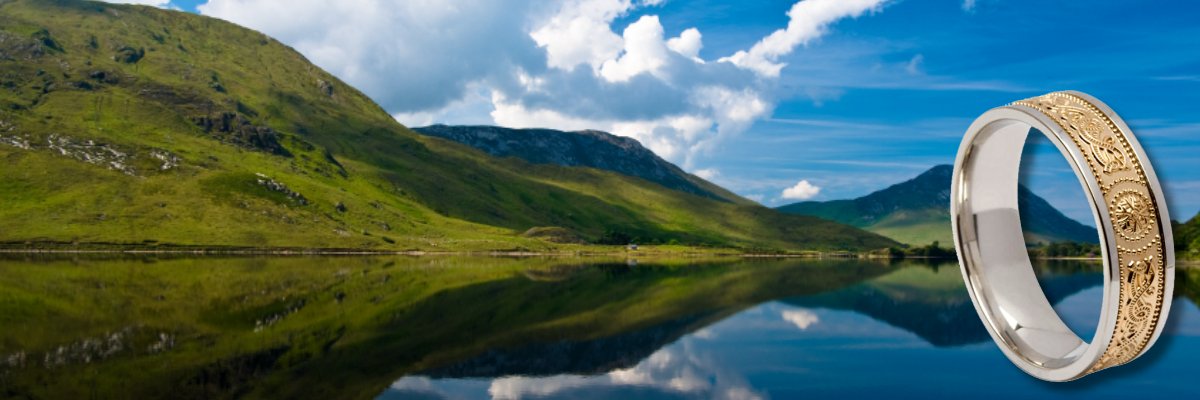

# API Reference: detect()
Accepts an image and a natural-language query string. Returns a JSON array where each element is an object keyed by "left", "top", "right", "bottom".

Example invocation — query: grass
[
  {"left": 0, "top": 0, "right": 896, "bottom": 253},
  {"left": 1176, "top": 214, "right": 1200, "bottom": 260},
  {"left": 869, "top": 210, "right": 953, "bottom": 247}
]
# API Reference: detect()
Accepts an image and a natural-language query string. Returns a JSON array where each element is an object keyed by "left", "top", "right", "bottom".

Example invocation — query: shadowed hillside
[{"left": 414, "top": 124, "right": 748, "bottom": 204}]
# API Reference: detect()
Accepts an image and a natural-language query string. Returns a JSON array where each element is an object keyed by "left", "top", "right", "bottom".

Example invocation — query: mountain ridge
[
  {"left": 0, "top": 0, "right": 896, "bottom": 252},
  {"left": 413, "top": 124, "right": 747, "bottom": 204},
  {"left": 777, "top": 165, "right": 1099, "bottom": 246}
]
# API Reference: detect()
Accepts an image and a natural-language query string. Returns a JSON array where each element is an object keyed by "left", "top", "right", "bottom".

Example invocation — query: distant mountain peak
[
  {"left": 920, "top": 164, "right": 953, "bottom": 179},
  {"left": 777, "top": 165, "right": 1098, "bottom": 246}
]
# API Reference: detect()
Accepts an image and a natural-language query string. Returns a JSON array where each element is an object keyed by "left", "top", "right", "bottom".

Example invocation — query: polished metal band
[{"left": 951, "top": 91, "right": 1174, "bottom": 381}]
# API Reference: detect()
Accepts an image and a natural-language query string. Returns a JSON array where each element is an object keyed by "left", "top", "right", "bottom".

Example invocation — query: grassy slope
[
  {"left": 1176, "top": 213, "right": 1200, "bottom": 260},
  {"left": 0, "top": 0, "right": 896, "bottom": 251},
  {"left": 779, "top": 194, "right": 955, "bottom": 247},
  {"left": 867, "top": 209, "right": 953, "bottom": 247}
]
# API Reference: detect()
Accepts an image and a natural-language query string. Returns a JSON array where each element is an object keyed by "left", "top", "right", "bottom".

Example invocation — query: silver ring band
[{"left": 951, "top": 91, "right": 1174, "bottom": 381}]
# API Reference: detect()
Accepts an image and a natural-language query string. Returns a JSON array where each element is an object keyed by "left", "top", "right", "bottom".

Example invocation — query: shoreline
[
  {"left": 0, "top": 242, "right": 928, "bottom": 259},
  {"left": 7, "top": 243, "right": 1183, "bottom": 262},
  {"left": 0, "top": 248, "right": 886, "bottom": 258}
]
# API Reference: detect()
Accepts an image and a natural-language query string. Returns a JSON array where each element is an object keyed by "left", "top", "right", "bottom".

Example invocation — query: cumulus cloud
[
  {"left": 781, "top": 180, "right": 821, "bottom": 200},
  {"left": 781, "top": 308, "right": 820, "bottom": 330},
  {"left": 667, "top": 28, "right": 703, "bottom": 60},
  {"left": 531, "top": 0, "right": 629, "bottom": 71},
  {"left": 199, "top": 0, "right": 545, "bottom": 113},
  {"left": 599, "top": 15, "right": 671, "bottom": 82},
  {"left": 195, "top": 0, "right": 887, "bottom": 169},
  {"left": 721, "top": 0, "right": 887, "bottom": 77}
]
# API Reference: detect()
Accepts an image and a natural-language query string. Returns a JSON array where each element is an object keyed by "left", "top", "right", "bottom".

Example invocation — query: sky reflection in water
[
  {"left": 382, "top": 265, "right": 1200, "bottom": 400},
  {"left": 2, "top": 256, "right": 1196, "bottom": 399}
]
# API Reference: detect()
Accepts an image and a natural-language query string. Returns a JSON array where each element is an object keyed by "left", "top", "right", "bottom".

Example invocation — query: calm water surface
[{"left": 0, "top": 255, "right": 1197, "bottom": 399}]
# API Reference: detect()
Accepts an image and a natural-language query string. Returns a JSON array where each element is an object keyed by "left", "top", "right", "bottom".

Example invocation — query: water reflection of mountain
[
  {"left": 784, "top": 263, "right": 1102, "bottom": 346},
  {"left": 410, "top": 262, "right": 1107, "bottom": 380},
  {"left": 386, "top": 259, "right": 894, "bottom": 381},
  {"left": 418, "top": 310, "right": 730, "bottom": 378},
  {"left": 1179, "top": 266, "right": 1200, "bottom": 306},
  {"left": 0, "top": 256, "right": 1124, "bottom": 399}
]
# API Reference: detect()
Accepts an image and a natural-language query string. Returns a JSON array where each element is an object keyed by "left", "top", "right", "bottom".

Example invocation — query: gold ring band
[
  {"left": 1013, "top": 92, "right": 1171, "bottom": 373},
  {"left": 952, "top": 91, "right": 1174, "bottom": 380}
]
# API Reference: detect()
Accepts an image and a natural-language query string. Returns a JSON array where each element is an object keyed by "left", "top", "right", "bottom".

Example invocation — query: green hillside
[
  {"left": 0, "top": 0, "right": 896, "bottom": 252},
  {"left": 777, "top": 165, "right": 1098, "bottom": 246},
  {"left": 1176, "top": 213, "right": 1200, "bottom": 260},
  {"left": 412, "top": 124, "right": 752, "bottom": 205}
]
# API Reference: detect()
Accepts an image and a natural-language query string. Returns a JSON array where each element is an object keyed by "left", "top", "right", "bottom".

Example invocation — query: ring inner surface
[{"left": 960, "top": 119, "right": 1089, "bottom": 369}]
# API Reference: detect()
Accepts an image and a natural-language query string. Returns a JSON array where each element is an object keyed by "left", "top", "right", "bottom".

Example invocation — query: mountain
[
  {"left": 0, "top": 0, "right": 896, "bottom": 251},
  {"left": 413, "top": 124, "right": 747, "bottom": 204},
  {"left": 783, "top": 263, "right": 1099, "bottom": 347},
  {"left": 1176, "top": 214, "right": 1200, "bottom": 260},
  {"left": 777, "top": 165, "right": 1098, "bottom": 246}
]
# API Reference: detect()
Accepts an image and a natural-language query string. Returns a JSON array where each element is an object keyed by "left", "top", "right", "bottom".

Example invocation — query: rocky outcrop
[
  {"left": 193, "top": 112, "right": 291, "bottom": 157},
  {"left": 31, "top": 29, "right": 62, "bottom": 52},
  {"left": 87, "top": 69, "right": 120, "bottom": 84},
  {"left": 254, "top": 173, "right": 308, "bottom": 205},
  {"left": 0, "top": 120, "right": 183, "bottom": 176},
  {"left": 0, "top": 30, "right": 52, "bottom": 60},
  {"left": 45, "top": 134, "right": 136, "bottom": 175},
  {"left": 317, "top": 79, "right": 334, "bottom": 97},
  {"left": 413, "top": 125, "right": 732, "bottom": 202},
  {"left": 113, "top": 45, "right": 144, "bottom": 64}
]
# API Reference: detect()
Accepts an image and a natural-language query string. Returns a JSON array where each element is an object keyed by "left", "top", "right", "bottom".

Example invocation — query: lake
[{"left": 0, "top": 255, "right": 1196, "bottom": 399}]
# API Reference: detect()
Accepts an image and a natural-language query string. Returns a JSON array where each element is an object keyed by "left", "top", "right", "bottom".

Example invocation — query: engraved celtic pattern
[
  {"left": 1021, "top": 96, "right": 1130, "bottom": 173},
  {"left": 1126, "top": 255, "right": 1156, "bottom": 297},
  {"left": 1111, "top": 190, "right": 1155, "bottom": 241},
  {"left": 1013, "top": 92, "right": 1166, "bottom": 373},
  {"left": 1062, "top": 106, "right": 1129, "bottom": 173}
]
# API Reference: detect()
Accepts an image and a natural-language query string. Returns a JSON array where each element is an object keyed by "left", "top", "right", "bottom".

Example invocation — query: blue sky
[
  {"left": 637, "top": 0, "right": 1200, "bottom": 223},
  {"left": 129, "top": 0, "right": 1199, "bottom": 224}
]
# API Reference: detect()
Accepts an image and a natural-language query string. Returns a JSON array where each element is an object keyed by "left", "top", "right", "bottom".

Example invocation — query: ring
[{"left": 951, "top": 91, "right": 1174, "bottom": 381}]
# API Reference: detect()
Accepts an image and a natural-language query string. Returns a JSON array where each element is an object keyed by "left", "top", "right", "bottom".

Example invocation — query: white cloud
[
  {"left": 483, "top": 345, "right": 762, "bottom": 400},
  {"left": 195, "top": 0, "right": 887, "bottom": 168},
  {"left": 531, "top": 0, "right": 630, "bottom": 71},
  {"left": 781, "top": 179, "right": 821, "bottom": 200},
  {"left": 100, "top": 0, "right": 172, "bottom": 7},
  {"left": 693, "top": 168, "right": 719, "bottom": 180},
  {"left": 667, "top": 27, "right": 703, "bottom": 60},
  {"left": 722, "top": 0, "right": 888, "bottom": 77},
  {"left": 491, "top": 94, "right": 719, "bottom": 166},
  {"left": 599, "top": 15, "right": 671, "bottom": 82},
  {"left": 962, "top": 0, "right": 978, "bottom": 12},
  {"left": 199, "top": 0, "right": 546, "bottom": 113},
  {"left": 781, "top": 308, "right": 820, "bottom": 330}
]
